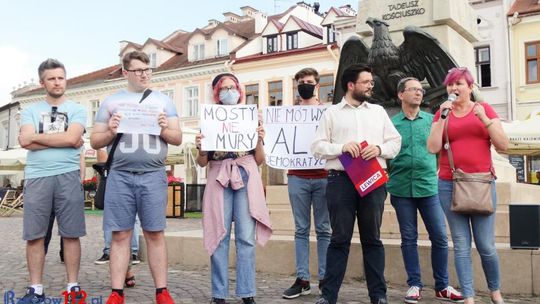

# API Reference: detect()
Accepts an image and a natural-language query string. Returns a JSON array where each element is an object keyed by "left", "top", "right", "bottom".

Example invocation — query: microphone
[{"left": 441, "top": 93, "right": 457, "bottom": 119}]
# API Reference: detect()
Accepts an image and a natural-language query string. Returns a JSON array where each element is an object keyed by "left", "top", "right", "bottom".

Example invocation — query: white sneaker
[{"left": 404, "top": 286, "right": 422, "bottom": 304}]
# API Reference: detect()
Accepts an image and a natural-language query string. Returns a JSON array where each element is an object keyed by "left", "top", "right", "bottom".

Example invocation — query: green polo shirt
[{"left": 387, "top": 110, "right": 438, "bottom": 198}]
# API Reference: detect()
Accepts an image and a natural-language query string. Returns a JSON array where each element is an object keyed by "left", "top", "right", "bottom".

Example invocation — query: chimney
[{"left": 207, "top": 19, "right": 219, "bottom": 28}]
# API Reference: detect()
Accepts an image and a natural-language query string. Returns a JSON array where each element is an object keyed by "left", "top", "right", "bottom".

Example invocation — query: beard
[
  {"left": 352, "top": 89, "right": 371, "bottom": 103},
  {"left": 47, "top": 89, "right": 65, "bottom": 99}
]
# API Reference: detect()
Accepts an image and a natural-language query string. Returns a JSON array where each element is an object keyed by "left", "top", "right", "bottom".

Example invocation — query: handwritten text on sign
[
  {"left": 200, "top": 104, "right": 258, "bottom": 151},
  {"left": 117, "top": 103, "right": 161, "bottom": 135},
  {"left": 263, "top": 106, "right": 327, "bottom": 169}
]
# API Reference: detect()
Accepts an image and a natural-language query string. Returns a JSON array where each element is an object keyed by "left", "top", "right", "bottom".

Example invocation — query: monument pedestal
[{"left": 356, "top": 0, "right": 479, "bottom": 69}]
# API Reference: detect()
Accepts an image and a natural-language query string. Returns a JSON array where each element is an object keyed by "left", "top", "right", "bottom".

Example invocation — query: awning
[{"left": 501, "top": 109, "right": 540, "bottom": 156}]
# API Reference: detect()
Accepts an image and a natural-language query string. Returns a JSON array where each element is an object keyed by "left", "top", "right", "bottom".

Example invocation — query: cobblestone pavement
[{"left": 1, "top": 214, "right": 538, "bottom": 304}]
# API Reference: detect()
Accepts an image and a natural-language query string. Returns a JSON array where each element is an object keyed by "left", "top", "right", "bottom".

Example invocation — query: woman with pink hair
[
  {"left": 427, "top": 67, "right": 508, "bottom": 304},
  {"left": 196, "top": 73, "right": 272, "bottom": 304}
]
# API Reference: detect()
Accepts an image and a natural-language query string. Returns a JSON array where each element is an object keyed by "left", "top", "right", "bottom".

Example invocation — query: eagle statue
[{"left": 333, "top": 17, "right": 459, "bottom": 113}]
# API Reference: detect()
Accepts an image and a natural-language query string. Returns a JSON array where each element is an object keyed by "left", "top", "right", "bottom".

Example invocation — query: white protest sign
[
  {"left": 263, "top": 105, "right": 327, "bottom": 169},
  {"left": 117, "top": 103, "right": 161, "bottom": 135},
  {"left": 200, "top": 104, "right": 258, "bottom": 151}
]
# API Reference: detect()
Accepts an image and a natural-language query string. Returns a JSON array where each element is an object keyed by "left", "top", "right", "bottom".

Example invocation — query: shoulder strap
[
  {"left": 443, "top": 118, "right": 455, "bottom": 172},
  {"left": 103, "top": 89, "right": 153, "bottom": 175}
]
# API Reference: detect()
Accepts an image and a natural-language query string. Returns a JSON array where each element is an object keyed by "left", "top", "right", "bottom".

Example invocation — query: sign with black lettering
[
  {"left": 263, "top": 106, "right": 327, "bottom": 169},
  {"left": 200, "top": 104, "right": 258, "bottom": 151},
  {"left": 508, "top": 155, "right": 525, "bottom": 183}
]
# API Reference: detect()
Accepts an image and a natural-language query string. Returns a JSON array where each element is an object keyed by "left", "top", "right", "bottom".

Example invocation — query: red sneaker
[
  {"left": 435, "top": 286, "right": 464, "bottom": 302},
  {"left": 156, "top": 289, "right": 175, "bottom": 304},
  {"left": 106, "top": 291, "right": 125, "bottom": 304}
]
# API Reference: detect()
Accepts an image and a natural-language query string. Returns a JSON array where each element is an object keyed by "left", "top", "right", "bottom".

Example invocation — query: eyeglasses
[
  {"left": 448, "top": 67, "right": 468, "bottom": 73},
  {"left": 219, "top": 86, "right": 237, "bottom": 93},
  {"left": 51, "top": 106, "right": 58, "bottom": 123},
  {"left": 354, "top": 80, "right": 375, "bottom": 86},
  {"left": 126, "top": 68, "right": 153, "bottom": 76},
  {"left": 404, "top": 87, "right": 426, "bottom": 94}
]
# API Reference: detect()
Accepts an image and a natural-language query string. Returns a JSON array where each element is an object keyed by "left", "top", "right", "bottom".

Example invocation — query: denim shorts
[{"left": 103, "top": 168, "right": 167, "bottom": 232}]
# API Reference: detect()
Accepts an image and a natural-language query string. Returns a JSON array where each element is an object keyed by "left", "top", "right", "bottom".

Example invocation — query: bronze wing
[
  {"left": 333, "top": 36, "right": 370, "bottom": 104},
  {"left": 399, "top": 26, "right": 459, "bottom": 110}
]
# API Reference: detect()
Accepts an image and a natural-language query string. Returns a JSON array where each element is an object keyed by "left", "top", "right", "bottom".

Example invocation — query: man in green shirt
[{"left": 387, "top": 77, "right": 464, "bottom": 304}]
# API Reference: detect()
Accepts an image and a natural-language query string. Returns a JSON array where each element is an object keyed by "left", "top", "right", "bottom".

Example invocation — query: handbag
[
  {"left": 444, "top": 117, "right": 494, "bottom": 215},
  {"left": 91, "top": 89, "right": 152, "bottom": 209}
]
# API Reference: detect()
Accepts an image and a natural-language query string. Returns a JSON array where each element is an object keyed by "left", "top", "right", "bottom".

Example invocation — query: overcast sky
[{"left": 0, "top": 0, "right": 356, "bottom": 106}]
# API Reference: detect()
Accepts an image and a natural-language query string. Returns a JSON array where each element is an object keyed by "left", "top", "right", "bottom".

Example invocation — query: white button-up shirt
[{"left": 311, "top": 98, "right": 402, "bottom": 170}]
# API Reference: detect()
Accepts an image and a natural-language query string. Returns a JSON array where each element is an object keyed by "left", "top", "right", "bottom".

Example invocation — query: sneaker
[
  {"left": 210, "top": 298, "right": 226, "bottom": 304},
  {"left": 131, "top": 253, "right": 140, "bottom": 265},
  {"left": 435, "top": 286, "right": 465, "bottom": 302},
  {"left": 318, "top": 280, "right": 323, "bottom": 295},
  {"left": 94, "top": 253, "right": 110, "bottom": 265},
  {"left": 315, "top": 298, "right": 329, "bottom": 304},
  {"left": 156, "top": 289, "right": 175, "bottom": 304},
  {"left": 242, "top": 298, "right": 255, "bottom": 304},
  {"left": 106, "top": 291, "right": 124, "bottom": 304},
  {"left": 19, "top": 287, "right": 45, "bottom": 304},
  {"left": 282, "top": 278, "right": 311, "bottom": 299},
  {"left": 404, "top": 286, "right": 422, "bottom": 304},
  {"left": 66, "top": 286, "right": 85, "bottom": 304}
]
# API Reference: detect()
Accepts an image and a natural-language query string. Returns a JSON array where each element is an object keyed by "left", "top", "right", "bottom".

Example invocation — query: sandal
[{"left": 124, "top": 275, "right": 136, "bottom": 288}]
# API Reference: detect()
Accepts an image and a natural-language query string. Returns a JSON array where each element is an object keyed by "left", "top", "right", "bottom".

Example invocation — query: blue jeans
[
  {"left": 390, "top": 195, "right": 449, "bottom": 291},
  {"left": 288, "top": 175, "right": 331, "bottom": 281},
  {"left": 322, "top": 172, "right": 387, "bottom": 304},
  {"left": 438, "top": 179, "right": 500, "bottom": 298},
  {"left": 211, "top": 167, "right": 256, "bottom": 298},
  {"left": 104, "top": 216, "right": 140, "bottom": 255}
]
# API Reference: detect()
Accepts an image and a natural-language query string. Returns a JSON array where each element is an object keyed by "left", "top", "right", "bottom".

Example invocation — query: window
[
  {"left": 474, "top": 46, "right": 491, "bottom": 87},
  {"left": 526, "top": 41, "right": 540, "bottom": 84},
  {"left": 286, "top": 32, "right": 298, "bottom": 50},
  {"left": 162, "top": 89, "right": 174, "bottom": 101},
  {"left": 194, "top": 44, "right": 205, "bottom": 60},
  {"left": 90, "top": 100, "right": 100, "bottom": 124},
  {"left": 327, "top": 25, "right": 336, "bottom": 44},
  {"left": 292, "top": 74, "right": 335, "bottom": 105},
  {"left": 1, "top": 121, "right": 7, "bottom": 149},
  {"left": 268, "top": 81, "right": 282, "bottom": 106},
  {"left": 319, "top": 74, "right": 335, "bottom": 104},
  {"left": 184, "top": 86, "right": 199, "bottom": 117},
  {"left": 217, "top": 39, "right": 228, "bottom": 56},
  {"left": 245, "top": 84, "right": 259, "bottom": 105},
  {"left": 267, "top": 35, "right": 278, "bottom": 53},
  {"left": 148, "top": 52, "right": 157, "bottom": 68}
]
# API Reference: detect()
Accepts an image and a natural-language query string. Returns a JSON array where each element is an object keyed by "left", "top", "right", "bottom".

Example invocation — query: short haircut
[
  {"left": 444, "top": 67, "right": 474, "bottom": 86},
  {"left": 294, "top": 68, "right": 320, "bottom": 83},
  {"left": 396, "top": 77, "right": 420, "bottom": 93},
  {"left": 122, "top": 51, "right": 150, "bottom": 70},
  {"left": 340, "top": 63, "right": 372, "bottom": 92},
  {"left": 38, "top": 59, "right": 65, "bottom": 80}
]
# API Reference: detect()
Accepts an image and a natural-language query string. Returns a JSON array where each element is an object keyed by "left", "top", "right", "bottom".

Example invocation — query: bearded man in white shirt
[{"left": 311, "top": 63, "right": 401, "bottom": 304}]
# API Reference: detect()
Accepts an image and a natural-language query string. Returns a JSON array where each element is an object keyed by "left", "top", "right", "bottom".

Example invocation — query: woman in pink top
[
  {"left": 427, "top": 67, "right": 508, "bottom": 304},
  {"left": 196, "top": 73, "right": 272, "bottom": 304}
]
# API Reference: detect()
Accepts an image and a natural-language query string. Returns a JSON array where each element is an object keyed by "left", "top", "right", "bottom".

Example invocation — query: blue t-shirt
[
  {"left": 21, "top": 100, "right": 87, "bottom": 179},
  {"left": 95, "top": 89, "right": 178, "bottom": 172}
]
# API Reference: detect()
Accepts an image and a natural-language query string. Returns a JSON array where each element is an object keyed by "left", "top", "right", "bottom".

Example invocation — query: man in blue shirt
[{"left": 18, "top": 58, "right": 87, "bottom": 303}]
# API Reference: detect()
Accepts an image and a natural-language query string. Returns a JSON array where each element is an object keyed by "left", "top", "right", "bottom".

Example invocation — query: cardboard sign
[
  {"left": 200, "top": 104, "right": 258, "bottom": 151},
  {"left": 263, "top": 105, "right": 327, "bottom": 169},
  {"left": 339, "top": 141, "right": 388, "bottom": 197}
]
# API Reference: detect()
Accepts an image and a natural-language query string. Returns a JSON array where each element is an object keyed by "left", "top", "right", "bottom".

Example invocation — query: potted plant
[{"left": 83, "top": 176, "right": 97, "bottom": 191}]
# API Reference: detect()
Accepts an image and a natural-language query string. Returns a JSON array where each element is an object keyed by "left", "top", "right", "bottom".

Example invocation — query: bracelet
[{"left": 484, "top": 121, "right": 493, "bottom": 129}]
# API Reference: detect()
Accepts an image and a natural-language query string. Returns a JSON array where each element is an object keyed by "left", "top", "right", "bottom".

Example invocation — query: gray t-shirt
[{"left": 95, "top": 89, "right": 178, "bottom": 172}]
